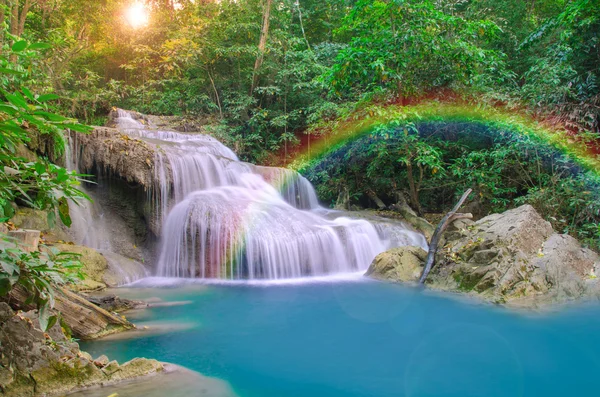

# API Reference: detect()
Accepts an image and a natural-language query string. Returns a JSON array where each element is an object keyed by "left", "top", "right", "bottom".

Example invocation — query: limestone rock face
[
  {"left": 367, "top": 205, "right": 600, "bottom": 307},
  {"left": 366, "top": 246, "right": 427, "bottom": 282},
  {"left": 0, "top": 303, "right": 163, "bottom": 397}
]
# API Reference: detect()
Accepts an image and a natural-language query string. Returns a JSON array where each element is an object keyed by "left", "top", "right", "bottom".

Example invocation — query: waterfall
[
  {"left": 65, "top": 134, "right": 112, "bottom": 250},
  {"left": 111, "top": 110, "right": 427, "bottom": 280}
]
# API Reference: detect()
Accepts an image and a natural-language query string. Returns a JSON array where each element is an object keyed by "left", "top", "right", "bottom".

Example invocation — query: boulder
[
  {"left": 367, "top": 205, "right": 600, "bottom": 308},
  {"left": 50, "top": 244, "right": 147, "bottom": 290},
  {"left": 6, "top": 229, "right": 40, "bottom": 252},
  {"left": 366, "top": 246, "right": 427, "bottom": 282},
  {"left": 10, "top": 207, "right": 71, "bottom": 243}
]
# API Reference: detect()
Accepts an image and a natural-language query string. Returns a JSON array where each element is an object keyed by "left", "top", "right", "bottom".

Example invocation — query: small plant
[{"left": 0, "top": 243, "right": 84, "bottom": 331}]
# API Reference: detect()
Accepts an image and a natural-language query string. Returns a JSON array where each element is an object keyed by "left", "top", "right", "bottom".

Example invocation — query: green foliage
[
  {"left": 304, "top": 119, "right": 600, "bottom": 250},
  {"left": 519, "top": 0, "right": 600, "bottom": 131},
  {"left": 329, "top": 0, "right": 507, "bottom": 98},
  {"left": 0, "top": 39, "right": 91, "bottom": 223},
  {"left": 0, "top": 243, "right": 83, "bottom": 331},
  {"left": 0, "top": 36, "right": 90, "bottom": 329}
]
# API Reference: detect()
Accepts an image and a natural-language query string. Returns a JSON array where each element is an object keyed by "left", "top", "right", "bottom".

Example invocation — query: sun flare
[{"left": 125, "top": 2, "right": 149, "bottom": 29}]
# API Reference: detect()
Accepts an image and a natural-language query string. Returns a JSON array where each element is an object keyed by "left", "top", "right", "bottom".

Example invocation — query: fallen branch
[{"left": 419, "top": 189, "right": 473, "bottom": 284}]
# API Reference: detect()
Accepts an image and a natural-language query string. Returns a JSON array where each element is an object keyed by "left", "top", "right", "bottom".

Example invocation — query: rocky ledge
[
  {"left": 367, "top": 205, "right": 600, "bottom": 308},
  {"left": 0, "top": 303, "right": 163, "bottom": 397}
]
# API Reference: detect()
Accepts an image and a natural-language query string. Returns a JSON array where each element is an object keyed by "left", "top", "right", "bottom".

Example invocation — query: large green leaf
[
  {"left": 11, "top": 41, "right": 28, "bottom": 52},
  {"left": 37, "top": 94, "right": 60, "bottom": 103},
  {"left": 58, "top": 197, "right": 71, "bottom": 227},
  {"left": 38, "top": 303, "right": 51, "bottom": 331}
]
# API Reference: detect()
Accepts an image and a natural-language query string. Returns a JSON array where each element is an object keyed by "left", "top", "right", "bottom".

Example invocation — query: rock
[
  {"left": 366, "top": 246, "right": 428, "bottom": 282},
  {"left": 50, "top": 244, "right": 147, "bottom": 290},
  {"left": 53, "top": 243, "right": 110, "bottom": 291},
  {"left": 87, "top": 295, "right": 148, "bottom": 313},
  {"left": 10, "top": 207, "right": 71, "bottom": 243},
  {"left": 93, "top": 355, "right": 110, "bottom": 367},
  {"left": 473, "top": 205, "right": 554, "bottom": 256},
  {"left": 6, "top": 229, "right": 40, "bottom": 252},
  {"left": 73, "top": 126, "right": 161, "bottom": 190},
  {"left": 107, "top": 358, "right": 163, "bottom": 383},
  {"left": 100, "top": 250, "right": 149, "bottom": 287},
  {"left": 368, "top": 205, "right": 600, "bottom": 308},
  {"left": 9, "top": 286, "right": 134, "bottom": 340},
  {"left": 0, "top": 303, "right": 163, "bottom": 396}
]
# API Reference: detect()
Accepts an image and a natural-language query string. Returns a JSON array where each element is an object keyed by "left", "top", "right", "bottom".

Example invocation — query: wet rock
[
  {"left": 73, "top": 126, "right": 163, "bottom": 190},
  {"left": 87, "top": 295, "right": 148, "bottom": 313},
  {"left": 366, "top": 246, "right": 427, "bottom": 282},
  {"left": 100, "top": 250, "right": 149, "bottom": 287}
]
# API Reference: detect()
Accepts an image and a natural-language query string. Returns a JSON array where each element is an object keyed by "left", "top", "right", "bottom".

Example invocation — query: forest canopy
[{"left": 4, "top": 0, "right": 596, "bottom": 160}]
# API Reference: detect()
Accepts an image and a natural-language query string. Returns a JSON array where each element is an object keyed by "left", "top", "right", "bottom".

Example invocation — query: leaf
[
  {"left": 0, "top": 68, "right": 23, "bottom": 76},
  {"left": 34, "top": 162, "right": 46, "bottom": 175},
  {"left": 58, "top": 197, "right": 71, "bottom": 227},
  {"left": 0, "top": 277, "right": 11, "bottom": 296},
  {"left": 59, "top": 316, "right": 72, "bottom": 339},
  {"left": 37, "top": 94, "right": 60, "bottom": 103},
  {"left": 33, "top": 111, "right": 67, "bottom": 122},
  {"left": 28, "top": 42, "right": 51, "bottom": 50},
  {"left": 47, "top": 210, "right": 56, "bottom": 229},
  {"left": 38, "top": 303, "right": 51, "bottom": 331},
  {"left": 21, "top": 87, "right": 35, "bottom": 102},
  {"left": 5, "top": 93, "right": 29, "bottom": 109},
  {"left": 63, "top": 123, "right": 92, "bottom": 133},
  {"left": 0, "top": 259, "right": 19, "bottom": 275},
  {"left": 46, "top": 315, "right": 58, "bottom": 331},
  {"left": 11, "top": 41, "right": 28, "bottom": 52}
]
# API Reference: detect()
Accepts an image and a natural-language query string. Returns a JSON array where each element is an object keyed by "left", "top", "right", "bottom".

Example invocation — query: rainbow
[
  {"left": 286, "top": 101, "right": 600, "bottom": 178},
  {"left": 213, "top": 101, "right": 600, "bottom": 278}
]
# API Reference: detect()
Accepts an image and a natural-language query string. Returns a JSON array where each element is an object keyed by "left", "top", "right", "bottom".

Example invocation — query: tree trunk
[
  {"left": 9, "top": 0, "right": 17, "bottom": 36},
  {"left": 405, "top": 161, "right": 422, "bottom": 216},
  {"left": 250, "top": 0, "right": 272, "bottom": 95},
  {"left": 366, "top": 190, "right": 386, "bottom": 210},
  {"left": 419, "top": 189, "right": 473, "bottom": 284},
  {"left": 17, "top": 0, "right": 32, "bottom": 37},
  {"left": 0, "top": 0, "right": 6, "bottom": 49}
]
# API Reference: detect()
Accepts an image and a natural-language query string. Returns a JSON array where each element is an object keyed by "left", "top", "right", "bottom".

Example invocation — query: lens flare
[{"left": 125, "top": 2, "right": 149, "bottom": 29}]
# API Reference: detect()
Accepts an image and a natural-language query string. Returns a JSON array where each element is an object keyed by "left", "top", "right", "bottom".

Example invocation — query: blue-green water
[{"left": 81, "top": 278, "right": 600, "bottom": 397}]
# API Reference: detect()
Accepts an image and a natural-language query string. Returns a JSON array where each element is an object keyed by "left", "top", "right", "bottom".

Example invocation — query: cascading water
[
  {"left": 112, "top": 110, "right": 427, "bottom": 280},
  {"left": 65, "top": 134, "right": 112, "bottom": 250}
]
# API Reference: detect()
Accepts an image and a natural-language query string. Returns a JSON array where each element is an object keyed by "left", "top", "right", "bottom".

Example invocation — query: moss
[
  {"left": 453, "top": 268, "right": 485, "bottom": 292},
  {"left": 82, "top": 323, "right": 133, "bottom": 340}
]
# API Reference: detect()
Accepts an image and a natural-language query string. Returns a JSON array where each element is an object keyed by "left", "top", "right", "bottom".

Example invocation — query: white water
[
  {"left": 110, "top": 110, "right": 427, "bottom": 280},
  {"left": 65, "top": 134, "right": 113, "bottom": 250}
]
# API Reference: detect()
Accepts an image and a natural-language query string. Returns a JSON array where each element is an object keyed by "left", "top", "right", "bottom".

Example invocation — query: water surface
[{"left": 80, "top": 278, "right": 600, "bottom": 397}]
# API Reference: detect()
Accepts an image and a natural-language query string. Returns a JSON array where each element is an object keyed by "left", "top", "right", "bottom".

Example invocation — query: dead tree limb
[{"left": 419, "top": 188, "right": 473, "bottom": 284}]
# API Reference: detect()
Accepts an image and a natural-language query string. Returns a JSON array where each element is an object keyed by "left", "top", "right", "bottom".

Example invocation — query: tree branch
[{"left": 419, "top": 188, "right": 472, "bottom": 284}]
